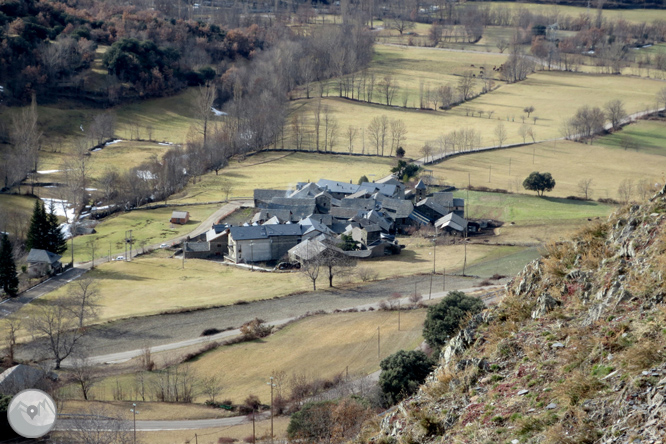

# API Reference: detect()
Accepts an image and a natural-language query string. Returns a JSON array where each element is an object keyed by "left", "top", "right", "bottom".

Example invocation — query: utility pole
[
  {"left": 195, "top": 434, "right": 198, "bottom": 444},
  {"left": 182, "top": 242, "right": 186, "bottom": 270},
  {"left": 109, "top": 242, "right": 111, "bottom": 262},
  {"left": 129, "top": 230, "right": 133, "bottom": 261},
  {"left": 130, "top": 403, "right": 139, "bottom": 444},
  {"left": 488, "top": 165, "right": 492, "bottom": 182},
  {"left": 267, "top": 376, "right": 276, "bottom": 444},
  {"left": 429, "top": 273, "right": 433, "bottom": 300},
  {"left": 467, "top": 172, "right": 470, "bottom": 219},
  {"left": 463, "top": 241, "right": 467, "bottom": 276},
  {"left": 252, "top": 409, "right": 256, "bottom": 444},
  {"left": 443, "top": 267, "right": 446, "bottom": 291},
  {"left": 70, "top": 236, "right": 74, "bottom": 265},
  {"left": 397, "top": 300, "right": 400, "bottom": 331},
  {"left": 377, "top": 326, "right": 380, "bottom": 360},
  {"left": 509, "top": 157, "right": 512, "bottom": 175},
  {"left": 533, "top": 144, "right": 535, "bottom": 164}
]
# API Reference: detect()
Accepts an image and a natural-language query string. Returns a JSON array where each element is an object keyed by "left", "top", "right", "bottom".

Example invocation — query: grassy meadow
[
  {"left": 170, "top": 151, "right": 395, "bottom": 203},
  {"left": 292, "top": 48, "right": 665, "bottom": 158},
  {"left": 86, "top": 310, "right": 426, "bottom": 404},
  {"left": 432, "top": 140, "right": 665, "bottom": 200},
  {"left": 64, "top": 204, "right": 220, "bottom": 263}
]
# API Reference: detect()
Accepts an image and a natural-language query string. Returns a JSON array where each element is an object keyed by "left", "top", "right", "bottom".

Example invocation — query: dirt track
[{"left": 18, "top": 274, "right": 501, "bottom": 360}]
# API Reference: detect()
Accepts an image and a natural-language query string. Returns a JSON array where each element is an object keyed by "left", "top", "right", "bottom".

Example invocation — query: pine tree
[
  {"left": 0, "top": 234, "right": 19, "bottom": 297},
  {"left": 26, "top": 199, "right": 48, "bottom": 251},
  {"left": 46, "top": 202, "right": 67, "bottom": 255}
]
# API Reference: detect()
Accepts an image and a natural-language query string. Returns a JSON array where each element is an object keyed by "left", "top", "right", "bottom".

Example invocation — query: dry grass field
[
  {"left": 431, "top": 140, "right": 665, "bottom": 200},
  {"left": 88, "top": 310, "right": 426, "bottom": 404},
  {"left": 169, "top": 151, "right": 395, "bottom": 203},
  {"left": 290, "top": 64, "right": 665, "bottom": 158}
]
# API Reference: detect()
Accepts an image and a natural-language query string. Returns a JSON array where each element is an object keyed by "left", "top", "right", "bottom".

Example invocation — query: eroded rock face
[
  {"left": 531, "top": 293, "right": 562, "bottom": 319},
  {"left": 370, "top": 192, "right": 666, "bottom": 444}
]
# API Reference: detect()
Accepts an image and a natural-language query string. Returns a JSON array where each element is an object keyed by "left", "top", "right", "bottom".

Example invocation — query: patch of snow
[
  {"left": 91, "top": 205, "right": 112, "bottom": 211},
  {"left": 85, "top": 188, "right": 98, "bottom": 191},
  {"left": 105, "top": 139, "right": 124, "bottom": 146},
  {"left": 136, "top": 170, "right": 156, "bottom": 180},
  {"left": 585, "top": 50, "right": 595, "bottom": 54},
  {"left": 60, "top": 223, "right": 72, "bottom": 239},
  {"left": 41, "top": 197, "right": 75, "bottom": 223},
  {"left": 91, "top": 148, "right": 103, "bottom": 152},
  {"left": 182, "top": 168, "right": 187, "bottom": 174},
  {"left": 37, "top": 169, "right": 60, "bottom": 174},
  {"left": 0, "top": 85, "right": 4, "bottom": 92},
  {"left": 211, "top": 107, "right": 227, "bottom": 116},
  {"left": 158, "top": 142, "right": 174, "bottom": 146},
  {"left": 80, "top": 124, "right": 84, "bottom": 132}
]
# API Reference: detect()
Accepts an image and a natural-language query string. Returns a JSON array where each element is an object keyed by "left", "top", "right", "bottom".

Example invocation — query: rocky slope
[{"left": 363, "top": 185, "right": 666, "bottom": 444}]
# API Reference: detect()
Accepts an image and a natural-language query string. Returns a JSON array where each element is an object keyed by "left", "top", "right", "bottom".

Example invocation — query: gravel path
[{"left": 18, "top": 274, "right": 499, "bottom": 361}]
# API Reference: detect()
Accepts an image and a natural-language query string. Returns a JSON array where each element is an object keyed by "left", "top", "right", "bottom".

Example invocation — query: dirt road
[{"left": 15, "top": 273, "right": 503, "bottom": 364}]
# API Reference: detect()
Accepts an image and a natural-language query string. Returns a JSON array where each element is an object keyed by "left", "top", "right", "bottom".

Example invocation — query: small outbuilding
[{"left": 170, "top": 211, "right": 190, "bottom": 225}]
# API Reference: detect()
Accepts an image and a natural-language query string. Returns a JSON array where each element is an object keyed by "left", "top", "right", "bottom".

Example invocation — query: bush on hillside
[
  {"left": 379, "top": 350, "right": 435, "bottom": 405},
  {"left": 423, "top": 290, "right": 486, "bottom": 349}
]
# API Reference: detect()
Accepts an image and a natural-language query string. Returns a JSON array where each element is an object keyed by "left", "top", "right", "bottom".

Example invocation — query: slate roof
[
  {"left": 381, "top": 198, "right": 414, "bottom": 219},
  {"left": 254, "top": 189, "right": 285, "bottom": 204},
  {"left": 0, "top": 365, "right": 49, "bottom": 395},
  {"left": 206, "top": 228, "right": 228, "bottom": 242},
  {"left": 171, "top": 211, "right": 189, "bottom": 219},
  {"left": 416, "top": 198, "right": 449, "bottom": 217},
  {"left": 230, "top": 225, "right": 304, "bottom": 241},
  {"left": 331, "top": 207, "right": 361, "bottom": 219},
  {"left": 346, "top": 189, "right": 372, "bottom": 199},
  {"left": 289, "top": 182, "right": 323, "bottom": 199},
  {"left": 358, "top": 182, "right": 398, "bottom": 197},
  {"left": 430, "top": 192, "right": 454, "bottom": 207},
  {"left": 376, "top": 175, "right": 402, "bottom": 186},
  {"left": 435, "top": 213, "right": 468, "bottom": 232},
  {"left": 415, "top": 179, "right": 427, "bottom": 190},
  {"left": 339, "top": 198, "right": 376, "bottom": 210},
  {"left": 27, "top": 249, "right": 61, "bottom": 264}
]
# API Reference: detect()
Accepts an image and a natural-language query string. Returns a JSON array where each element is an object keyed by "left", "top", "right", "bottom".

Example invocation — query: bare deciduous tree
[
  {"left": 63, "top": 404, "right": 133, "bottom": 444},
  {"left": 70, "top": 356, "right": 96, "bottom": 401},
  {"left": 618, "top": 178, "right": 634, "bottom": 203},
  {"left": 518, "top": 124, "right": 529, "bottom": 143},
  {"left": 457, "top": 71, "right": 475, "bottom": 101},
  {"left": 495, "top": 122, "right": 507, "bottom": 147},
  {"left": 194, "top": 84, "right": 217, "bottom": 146},
  {"left": 67, "top": 278, "right": 100, "bottom": 328},
  {"left": 29, "top": 295, "right": 86, "bottom": 369},
  {"left": 4, "top": 316, "right": 21, "bottom": 364},
  {"left": 389, "top": 119, "right": 407, "bottom": 157},
  {"left": 346, "top": 126, "right": 358, "bottom": 153},
  {"left": 379, "top": 75, "right": 399, "bottom": 106},
  {"left": 604, "top": 99, "right": 627, "bottom": 131},
  {"left": 577, "top": 178, "right": 594, "bottom": 200}
]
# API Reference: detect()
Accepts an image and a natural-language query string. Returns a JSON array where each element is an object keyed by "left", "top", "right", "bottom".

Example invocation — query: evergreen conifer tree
[
  {"left": 26, "top": 200, "right": 47, "bottom": 251},
  {"left": 46, "top": 202, "right": 67, "bottom": 254},
  {"left": 0, "top": 234, "right": 19, "bottom": 297}
]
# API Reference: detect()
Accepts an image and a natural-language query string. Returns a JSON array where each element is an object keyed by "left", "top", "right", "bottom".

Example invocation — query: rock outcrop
[{"left": 366, "top": 185, "right": 666, "bottom": 443}]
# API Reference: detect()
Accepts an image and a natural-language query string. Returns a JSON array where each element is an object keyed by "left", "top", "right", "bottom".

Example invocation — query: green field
[
  {"left": 596, "top": 119, "right": 666, "bottom": 157},
  {"left": 65, "top": 204, "right": 220, "bottom": 263},
  {"left": 432, "top": 139, "right": 665, "bottom": 200},
  {"left": 87, "top": 310, "right": 426, "bottom": 404}
]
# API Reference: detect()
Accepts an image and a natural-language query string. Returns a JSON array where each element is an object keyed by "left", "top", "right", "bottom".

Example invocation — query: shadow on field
[
  {"left": 93, "top": 269, "right": 151, "bottom": 281},
  {"left": 542, "top": 196, "right": 599, "bottom": 206}
]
